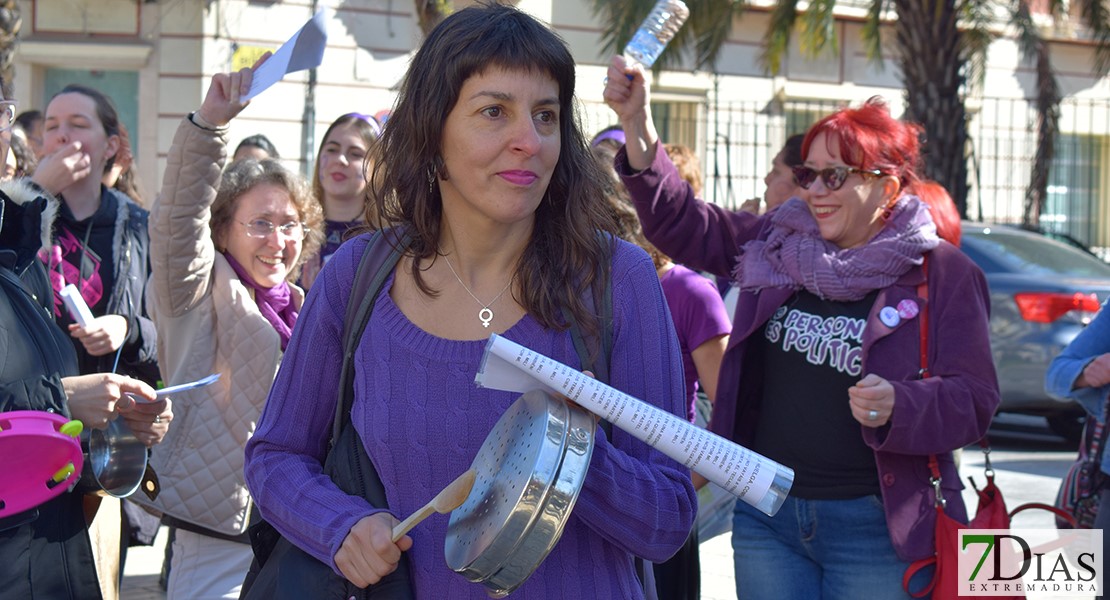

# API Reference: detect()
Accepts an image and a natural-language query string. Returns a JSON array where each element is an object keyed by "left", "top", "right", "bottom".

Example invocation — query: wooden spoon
[{"left": 391, "top": 468, "right": 476, "bottom": 542}]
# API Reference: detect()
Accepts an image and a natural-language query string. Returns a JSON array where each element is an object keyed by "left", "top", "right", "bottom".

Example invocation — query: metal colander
[{"left": 445, "top": 389, "right": 595, "bottom": 597}]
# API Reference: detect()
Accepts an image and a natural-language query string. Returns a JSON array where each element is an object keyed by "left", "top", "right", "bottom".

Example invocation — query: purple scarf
[
  {"left": 223, "top": 253, "right": 298, "bottom": 350},
  {"left": 733, "top": 195, "right": 940, "bottom": 301}
]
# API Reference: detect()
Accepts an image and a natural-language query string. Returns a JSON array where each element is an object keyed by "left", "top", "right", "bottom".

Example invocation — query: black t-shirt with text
[{"left": 752, "top": 289, "right": 881, "bottom": 499}]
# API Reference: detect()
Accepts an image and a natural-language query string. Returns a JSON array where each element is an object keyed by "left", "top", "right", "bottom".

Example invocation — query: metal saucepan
[
  {"left": 78, "top": 417, "right": 148, "bottom": 498},
  {"left": 445, "top": 389, "right": 595, "bottom": 598}
]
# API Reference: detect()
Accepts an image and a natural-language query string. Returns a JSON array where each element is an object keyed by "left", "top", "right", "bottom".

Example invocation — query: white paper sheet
[
  {"left": 127, "top": 373, "right": 222, "bottom": 404},
  {"left": 243, "top": 9, "right": 330, "bottom": 101},
  {"left": 60, "top": 284, "right": 94, "bottom": 327},
  {"left": 475, "top": 334, "right": 794, "bottom": 516}
]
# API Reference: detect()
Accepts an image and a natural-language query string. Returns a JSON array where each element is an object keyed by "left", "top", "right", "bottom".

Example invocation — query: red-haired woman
[{"left": 605, "top": 55, "right": 999, "bottom": 598}]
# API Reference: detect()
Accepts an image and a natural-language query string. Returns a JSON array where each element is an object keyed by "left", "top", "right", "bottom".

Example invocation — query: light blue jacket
[{"left": 1045, "top": 300, "right": 1110, "bottom": 473}]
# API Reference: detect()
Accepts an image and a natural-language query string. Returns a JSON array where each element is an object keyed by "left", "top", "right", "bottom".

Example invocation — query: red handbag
[{"left": 901, "top": 259, "right": 1074, "bottom": 599}]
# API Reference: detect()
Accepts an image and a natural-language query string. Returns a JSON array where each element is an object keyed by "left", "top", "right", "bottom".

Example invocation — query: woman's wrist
[
  {"left": 189, "top": 111, "right": 224, "bottom": 131},
  {"left": 622, "top": 119, "right": 659, "bottom": 172}
]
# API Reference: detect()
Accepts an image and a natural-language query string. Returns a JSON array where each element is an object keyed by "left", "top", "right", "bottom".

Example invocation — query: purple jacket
[{"left": 617, "top": 144, "right": 1000, "bottom": 561}]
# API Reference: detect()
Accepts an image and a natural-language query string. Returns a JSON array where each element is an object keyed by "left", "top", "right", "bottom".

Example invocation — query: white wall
[{"left": 12, "top": 0, "right": 1110, "bottom": 220}]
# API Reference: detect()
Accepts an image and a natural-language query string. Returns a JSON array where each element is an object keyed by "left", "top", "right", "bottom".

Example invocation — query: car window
[{"left": 961, "top": 229, "right": 1110, "bottom": 278}]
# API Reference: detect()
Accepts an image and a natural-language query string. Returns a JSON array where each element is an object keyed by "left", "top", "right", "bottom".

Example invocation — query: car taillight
[{"left": 1013, "top": 292, "right": 1101, "bottom": 323}]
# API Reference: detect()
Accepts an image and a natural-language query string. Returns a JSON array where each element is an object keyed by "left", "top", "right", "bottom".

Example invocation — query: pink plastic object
[{"left": 0, "top": 411, "right": 84, "bottom": 517}]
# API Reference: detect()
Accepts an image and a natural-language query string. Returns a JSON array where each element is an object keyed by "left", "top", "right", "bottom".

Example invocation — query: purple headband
[
  {"left": 591, "top": 129, "right": 626, "bottom": 148},
  {"left": 344, "top": 112, "right": 383, "bottom": 137}
]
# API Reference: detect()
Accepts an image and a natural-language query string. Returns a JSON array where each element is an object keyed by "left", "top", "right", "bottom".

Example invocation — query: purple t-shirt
[
  {"left": 321, "top": 219, "right": 362, "bottom": 265},
  {"left": 659, "top": 265, "right": 731, "bottom": 422}
]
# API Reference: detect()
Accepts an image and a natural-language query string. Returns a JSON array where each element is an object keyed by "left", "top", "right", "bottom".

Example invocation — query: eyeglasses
[
  {"left": 239, "top": 219, "right": 307, "bottom": 240},
  {"left": 792, "top": 165, "right": 884, "bottom": 191},
  {"left": 0, "top": 101, "right": 16, "bottom": 132}
]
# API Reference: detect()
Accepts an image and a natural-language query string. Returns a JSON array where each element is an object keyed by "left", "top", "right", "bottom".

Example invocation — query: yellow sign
[{"left": 232, "top": 45, "right": 273, "bottom": 71}]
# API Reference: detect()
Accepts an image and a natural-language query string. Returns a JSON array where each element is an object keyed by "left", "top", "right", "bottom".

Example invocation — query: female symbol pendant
[{"left": 479, "top": 307, "right": 494, "bottom": 328}]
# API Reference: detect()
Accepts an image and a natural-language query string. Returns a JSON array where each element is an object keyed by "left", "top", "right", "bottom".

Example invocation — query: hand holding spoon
[{"left": 391, "top": 469, "right": 476, "bottom": 542}]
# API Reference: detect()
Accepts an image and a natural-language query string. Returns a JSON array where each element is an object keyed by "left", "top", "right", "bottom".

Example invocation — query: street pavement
[{"left": 119, "top": 415, "right": 1083, "bottom": 599}]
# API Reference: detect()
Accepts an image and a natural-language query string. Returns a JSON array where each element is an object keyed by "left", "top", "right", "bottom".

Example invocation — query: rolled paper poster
[{"left": 475, "top": 334, "right": 794, "bottom": 516}]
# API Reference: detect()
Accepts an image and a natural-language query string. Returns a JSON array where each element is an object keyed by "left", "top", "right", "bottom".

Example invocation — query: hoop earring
[{"left": 879, "top": 179, "right": 902, "bottom": 222}]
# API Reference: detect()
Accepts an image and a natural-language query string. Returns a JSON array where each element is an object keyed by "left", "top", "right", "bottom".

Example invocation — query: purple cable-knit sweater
[{"left": 245, "top": 233, "right": 697, "bottom": 599}]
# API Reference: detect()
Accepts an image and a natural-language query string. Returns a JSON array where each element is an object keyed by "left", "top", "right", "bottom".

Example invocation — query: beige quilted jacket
[{"left": 140, "top": 117, "right": 304, "bottom": 536}]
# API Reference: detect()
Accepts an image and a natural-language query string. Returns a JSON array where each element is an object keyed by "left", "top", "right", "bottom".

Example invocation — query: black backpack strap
[
  {"left": 332, "top": 229, "right": 411, "bottom": 445},
  {"left": 332, "top": 229, "right": 415, "bottom": 599},
  {"left": 242, "top": 229, "right": 415, "bottom": 600}
]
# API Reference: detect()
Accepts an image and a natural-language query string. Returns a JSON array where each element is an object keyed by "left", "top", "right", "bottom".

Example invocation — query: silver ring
[
  {"left": 867, "top": 409, "right": 879, "bottom": 421},
  {"left": 603, "top": 76, "right": 609, "bottom": 85},
  {"left": 153, "top": 415, "right": 162, "bottom": 424}
]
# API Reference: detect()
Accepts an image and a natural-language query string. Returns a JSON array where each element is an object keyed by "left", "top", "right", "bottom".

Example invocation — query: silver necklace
[{"left": 441, "top": 254, "right": 513, "bottom": 328}]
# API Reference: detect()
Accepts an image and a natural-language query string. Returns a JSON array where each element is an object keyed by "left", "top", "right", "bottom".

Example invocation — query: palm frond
[
  {"left": 798, "top": 0, "right": 839, "bottom": 59},
  {"left": 1043, "top": 0, "right": 1068, "bottom": 21},
  {"left": 861, "top": 0, "right": 888, "bottom": 66},
  {"left": 1010, "top": 1, "right": 1041, "bottom": 63},
  {"left": 689, "top": 0, "right": 748, "bottom": 70},
  {"left": 1074, "top": 0, "right": 1110, "bottom": 77},
  {"left": 958, "top": 0, "right": 996, "bottom": 92},
  {"left": 588, "top": 0, "right": 712, "bottom": 72},
  {"left": 760, "top": 0, "right": 802, "bottom": 75},
  {"left": 588, "top": 0, "right": 653, "bottom": 57}
]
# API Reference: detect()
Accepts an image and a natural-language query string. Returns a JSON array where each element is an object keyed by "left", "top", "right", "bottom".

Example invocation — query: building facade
[{"left": 13, "top": 0, "right": 1110, "bottom": 249}]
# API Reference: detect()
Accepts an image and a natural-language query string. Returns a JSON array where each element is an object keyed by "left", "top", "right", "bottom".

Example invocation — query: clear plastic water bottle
[{"left": 622, "top": 0, "right": 690, "bottom": 69}]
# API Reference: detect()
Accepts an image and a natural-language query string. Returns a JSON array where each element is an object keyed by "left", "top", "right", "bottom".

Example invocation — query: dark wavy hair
[
  {"left": 211, "top": 158, "right": 324, "bottom": 281},
  {"left": 368, "top": 3, "right": 617, "bottom": 337},
  {"left": 234, "top": 134, "right": 281, "bottom": 160}
]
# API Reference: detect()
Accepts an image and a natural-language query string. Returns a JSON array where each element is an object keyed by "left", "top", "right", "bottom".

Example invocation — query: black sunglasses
[{"left": 792, "top": 165, "right": 884, "bottom": 191}]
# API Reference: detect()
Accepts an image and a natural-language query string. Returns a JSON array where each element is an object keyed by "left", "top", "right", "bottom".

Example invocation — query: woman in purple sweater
[
  {"left": 604, "top": 57, "right": 1000, "bottom": 599},
  {"left": 244, "top": 6, "right": 696, "bottom": 599}
]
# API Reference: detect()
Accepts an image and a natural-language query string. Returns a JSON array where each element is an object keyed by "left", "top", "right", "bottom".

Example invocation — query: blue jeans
[{"left": 731, "top": 494, "right": 922, "bottom": 600}]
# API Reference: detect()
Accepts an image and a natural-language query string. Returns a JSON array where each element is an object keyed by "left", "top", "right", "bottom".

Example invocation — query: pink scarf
[
  {"left": 223, "top": 253, "right": 298, "bottom": 350},
  {"left": 733, "top": 196, "right": 939, "bottom": 301}
]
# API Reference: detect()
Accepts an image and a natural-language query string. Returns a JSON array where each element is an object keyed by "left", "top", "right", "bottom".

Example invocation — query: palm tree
[
  {"left": 414, "top": 0, "right": 451, "bottom": 36},
  {"left": 0, "top": 0, "right": 20, "bottom": 98},
  {"left": 591, "top": 0, "right": 1110, "bottom": 223}
]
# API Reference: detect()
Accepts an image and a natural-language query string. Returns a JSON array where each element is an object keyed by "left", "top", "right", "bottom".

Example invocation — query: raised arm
[
  {"left": 602, "top": 56, "right": 658, "bottom": 172},
  {"left": 148, "top": 65, "right": 257, "bottom": 316},
  {"left": 603, "top": 55, "right": 761, "bottom": 279}
]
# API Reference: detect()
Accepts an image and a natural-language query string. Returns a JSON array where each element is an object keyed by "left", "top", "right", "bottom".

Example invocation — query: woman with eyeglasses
[
  {"left": 298, "top": 113, "right": 381, "bottom": 290},
  {"left": 144, "top": 56, "right": 323, "bottom": 599},
  {"left": 605, "top": 56, "right": 999, "bottom": 599}
]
